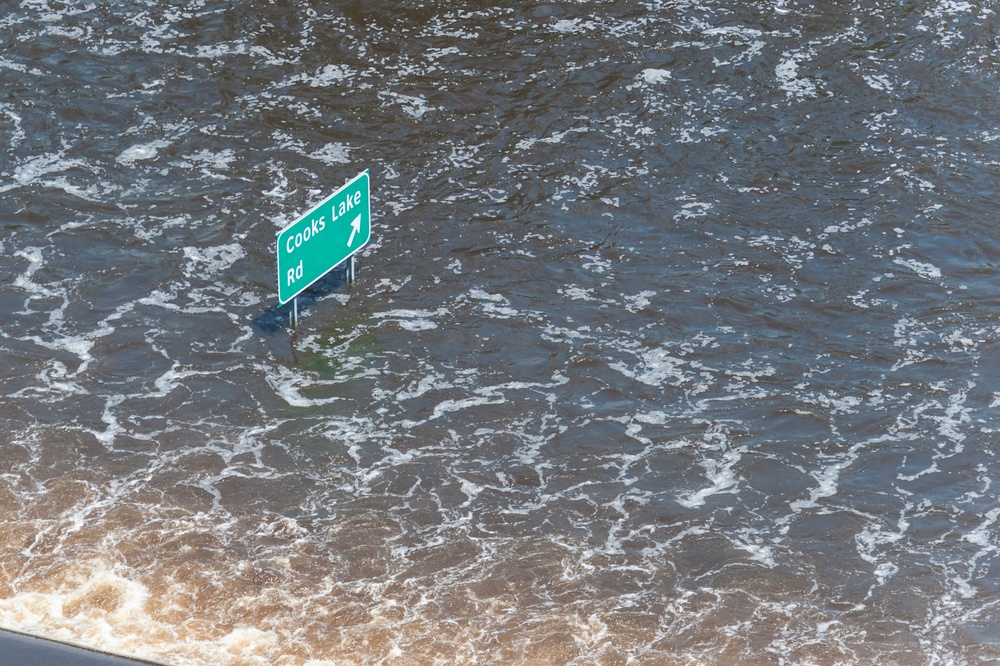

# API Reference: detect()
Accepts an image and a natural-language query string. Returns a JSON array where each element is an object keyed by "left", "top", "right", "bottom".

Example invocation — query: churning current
[{"left": 2, "top": 1, "right": 1000, "bottom": 664}]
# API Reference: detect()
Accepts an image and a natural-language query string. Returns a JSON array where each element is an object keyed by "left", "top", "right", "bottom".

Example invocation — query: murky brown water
[{"left": 3, "top": 1, "right": 1000, "bottom": 664}]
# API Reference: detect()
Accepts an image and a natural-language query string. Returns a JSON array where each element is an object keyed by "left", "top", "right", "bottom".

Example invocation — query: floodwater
[{"left": 3, "top": 1, "right": 1000, "bottom": 664}]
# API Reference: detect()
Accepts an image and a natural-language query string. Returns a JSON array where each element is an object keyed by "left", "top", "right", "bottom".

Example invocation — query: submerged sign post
[{"left": 277, "top": 170, "right": 371, "bottom": 308}]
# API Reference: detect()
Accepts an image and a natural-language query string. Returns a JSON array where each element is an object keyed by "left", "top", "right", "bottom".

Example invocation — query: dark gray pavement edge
[{"left": 0, "top": 628, "right": 170, "bottom": 666}]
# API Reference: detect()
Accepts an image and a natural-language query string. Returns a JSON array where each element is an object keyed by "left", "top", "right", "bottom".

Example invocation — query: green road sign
[{"left": 276, "top": 170, "right": 370, "bottom": 305}]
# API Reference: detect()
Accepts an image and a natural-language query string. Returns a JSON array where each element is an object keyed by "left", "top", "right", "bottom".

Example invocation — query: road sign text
[{"left": 276, "top": 171, "right": 370, "bottom": 305}]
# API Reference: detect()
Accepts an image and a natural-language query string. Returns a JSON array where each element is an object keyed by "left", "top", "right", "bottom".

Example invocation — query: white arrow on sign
[{"left": 348, "top": 215, "right": 361, "bottom": 247}]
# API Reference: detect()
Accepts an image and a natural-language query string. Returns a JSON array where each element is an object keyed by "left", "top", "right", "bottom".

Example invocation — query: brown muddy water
[{"left": 3, "top": 1, "right": 1000, "bottom": 664}]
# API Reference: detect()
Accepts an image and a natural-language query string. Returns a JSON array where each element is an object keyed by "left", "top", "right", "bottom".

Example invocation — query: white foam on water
[
  {"left": 427, "top": 394, "right": 506, "bottom": 422},
  {"left": 400, "top": 374, "right": 567, "bottom": 428},
  {"left": 0, "top": 560, "right": 164, "bottom": 664},
  {"left": 517, "top": 127, "right": 592, "bottom": 151},
  {"left": 11, "top": 248, "right": 125, "bottom": 383},
  {"left": 962, "top": 508, "right": 1000, "bottom": 556},
  {"left": 558, "top": 285, "right": 598, "bottom": 301},
  {"left": 395, "top": 372, "right": 453, "bottom": 401},
  {"left": 640, "top": 68, "right": 672, "bottom": 85},
  {"left": 893, "top": 256, "right": 942, "bottom": 280},
  {"left": 13, "top": 247, "right": 56, "bottom": 300},
  {"left": 90, "top": 394, "right": 127, "bottom": 449},
  {"left": 551, "top": 18, "right": 594, "bottom": 34},
  {"left": 307, "top": 143, "right": 351, "bottom": 165},
  {"left": 822, "top": 217, "right": 874, "bottom": 235},
  {"left": 896, "top": 462, "right": 939, "bottom": 481},
  {"left": 746, "top": 234, "right": 816, "bottom": 270},
  {"left": 788, "top": 447, "right": 858, "bottom": 513},
  {"left": 149, "top": 363, "right": 216, "bottom": 398},
  {"left": 7, "top": 152, "right": 84, "bottom": 190},
  {"left": 677, "top": 443, "right": 745, "bottom": 508},
  {"left": 373, "top": 307, "right": 446, "bottom": 332},
  {"left": 674, "top": 200, "right": 713, "bottom": 220},
  {"left": 174, "top": 149, "right": 237, "bottom": 178},
  {"left": 378, "top": 91, "right": 433, "bottom": 119},
  {"left": 855, "top": 521, "right": 905, "bottom": 571},
  {"left": 610, "top": 346, "right": 698, "bottom": 388},
  {"left": 0, "top": 104, "right": 26, "bottom": 146},
  {"left": 0, "top": 56, "right": 38, "bottom": 74},
  {"left": 920, "top": 0, "right": 982, "bottom": 46},
  {"left": 623, "top": 290, "right": 656, "bottom": 312},
  {"left": 261, "top": 365, "right": 346, "bottom": 408},
  {"left": 290, "top": 64, "right": 355, "bottom": 87},
  {"left": 181, "top": 243, "right": 245, "bottom": 278},
  {"left": 0, "top": 551, "right": 410, "bottom": 666},
  {"left": 891, "top": 316, "right": 933, "bottom": 370},
  {"left": 117, "top": 140, "right": 172, "bottom": 166},
  {"left": 775, "top": 50, "right": 818, "bottom": 99},
  {"left": 861, "top": 72, "right": 895, "bottom": 92},
  {"left": 465, "top": 288, "right": 523, "bottom": 319},
  {"left": 734, "top": 530, "right": 778, "bottom": 568},
  {"left": 135, "top": 289, "right": 229, "bottom": 315},
  {"left": 580, "top": 254, "right": 613, "bottom": 274}
]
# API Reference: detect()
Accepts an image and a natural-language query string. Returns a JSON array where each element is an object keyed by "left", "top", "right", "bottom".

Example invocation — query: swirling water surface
[{"left": 3, "top": 1, "right": 1000, "bottom": 664}]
